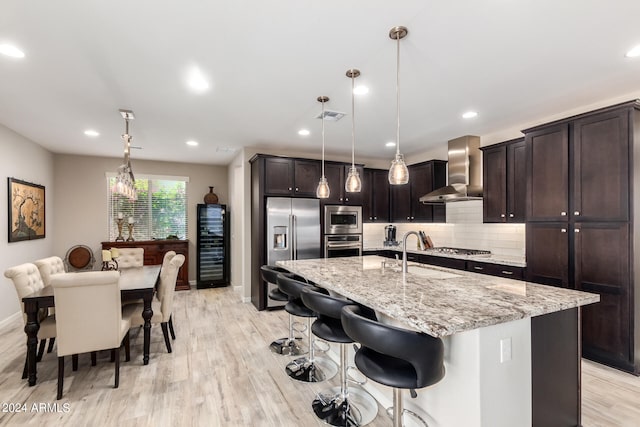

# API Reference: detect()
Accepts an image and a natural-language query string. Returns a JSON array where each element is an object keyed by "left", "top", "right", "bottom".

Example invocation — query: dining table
[{"left": 21, "top": 264, "right": 161, "bottom": 386}]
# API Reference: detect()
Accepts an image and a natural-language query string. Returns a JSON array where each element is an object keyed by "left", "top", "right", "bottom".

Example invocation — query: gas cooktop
[{"left": 424, "top": 247, "right": 492, "bottom": 257}]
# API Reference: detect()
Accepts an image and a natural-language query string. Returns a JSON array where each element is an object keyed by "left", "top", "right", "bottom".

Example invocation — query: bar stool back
[
  {"left": 300, "top": 287, "right": 378, "bottom": 426},
  {"left": 341, "top": 305, "right": 445, "bottom": 427}
]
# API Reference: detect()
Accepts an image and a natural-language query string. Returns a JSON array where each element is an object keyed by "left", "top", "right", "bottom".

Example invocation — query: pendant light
[
  {"left": 345, "top": 69, "right": 362, "bottom": 193},
  {"left": 388, "top": 26, "right": 409, "bottom": 185},
  {"left": 114, "top": 109, "right": 138, "bottom": 200},
  {"left": 316, "top": 96, "right": 331, "bottom": 199}
]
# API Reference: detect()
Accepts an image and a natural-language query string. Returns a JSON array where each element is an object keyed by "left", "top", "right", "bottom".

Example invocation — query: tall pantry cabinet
[{"left": 524, "top": 100, "right": 640, "bottom": 374}]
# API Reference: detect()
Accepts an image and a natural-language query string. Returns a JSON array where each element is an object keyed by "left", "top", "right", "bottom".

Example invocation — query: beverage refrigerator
[
  {"left": 196, "top": 203, "right": 230, "bottom": 288},
  {"left": 265, "top": 197, "right": 320, "bottom": 308}
]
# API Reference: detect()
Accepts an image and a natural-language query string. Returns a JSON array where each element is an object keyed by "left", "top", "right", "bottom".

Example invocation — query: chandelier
[{"left": 114, "top": 109, "right": 137, "bottom": 200}]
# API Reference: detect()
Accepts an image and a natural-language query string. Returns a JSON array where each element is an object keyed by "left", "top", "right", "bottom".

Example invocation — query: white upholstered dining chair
[
  {"left": 115, "top": 248, "right": 144, "bottom": 269},
  {"left": 123, "top": 254, "right": 185, "bottom": 353},
  {"left": 4, "top": 263, "right": 57, "bottom": 378},
  {"left": 34, "top": 256, "right": 66, "bottom": 286},
  {"left": 51, "top": 271, "right": 131, "bottom": 400}
]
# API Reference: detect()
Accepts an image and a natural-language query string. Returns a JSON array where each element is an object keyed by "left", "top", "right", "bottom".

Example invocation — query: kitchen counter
[
  {"left": 363, "top": 244, "right": 527, "bottom": 267},
  {"left": 277, "top": 256, "right": 598, "bottom": 426},
  {"left": 278, "top": 256, "right": 595, "bottom": 337}
]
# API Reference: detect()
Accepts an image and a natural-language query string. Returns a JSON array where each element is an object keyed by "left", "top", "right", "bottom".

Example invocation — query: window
[{"left": 107, "top": 174, "right": 188, "bottom": 241}]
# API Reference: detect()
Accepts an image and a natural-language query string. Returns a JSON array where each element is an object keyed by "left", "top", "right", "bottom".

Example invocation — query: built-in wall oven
[{"left": 324, "top": 205, "right": 362, "bottom": 258}]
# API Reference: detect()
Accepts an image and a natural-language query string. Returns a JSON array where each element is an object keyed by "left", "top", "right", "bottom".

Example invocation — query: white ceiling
[{"left": 1, "top": 1, "right": 640, "bottom": 166}]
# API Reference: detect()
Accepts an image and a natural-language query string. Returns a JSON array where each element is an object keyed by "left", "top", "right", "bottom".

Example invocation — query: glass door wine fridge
[{"left": 197, "top": 203, "right": 229, "bottom": 288}]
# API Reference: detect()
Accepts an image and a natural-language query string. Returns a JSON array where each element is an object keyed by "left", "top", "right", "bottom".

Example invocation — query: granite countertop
[
  {"left": 278, "top": 256, "right": 598, "bottom": 338},
  {"left": 363, "top": 244, "right": 527, "bottom": 267}
]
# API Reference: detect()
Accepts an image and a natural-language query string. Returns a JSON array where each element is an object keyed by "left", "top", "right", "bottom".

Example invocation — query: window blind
[{"left": 107, "top": 175, "right": 188, "bottom": 241}]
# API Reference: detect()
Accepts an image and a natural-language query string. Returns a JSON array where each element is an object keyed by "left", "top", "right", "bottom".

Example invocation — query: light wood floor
[{"left": 0, "top": 287, "right": 638, "bottom": 426}]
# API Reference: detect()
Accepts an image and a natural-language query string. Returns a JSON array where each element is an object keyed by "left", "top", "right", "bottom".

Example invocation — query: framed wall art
[{"left": 8, "top": 177, "right": 45, "bottom": 242}]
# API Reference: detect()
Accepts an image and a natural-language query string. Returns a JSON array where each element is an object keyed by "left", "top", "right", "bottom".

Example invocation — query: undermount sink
[{"left": 406, "top": 265, "right": 462, "bottom": 279}]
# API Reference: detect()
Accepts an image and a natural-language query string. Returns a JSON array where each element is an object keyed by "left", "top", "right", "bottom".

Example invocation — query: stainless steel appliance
[
  {"left": 420, "top": 135, "right": 483, "bottom": 203},
  {"left": 324, "top": 205, "right": 362, "bottom": 235},
  {"left": 384, "top": 225, "right": 398, "bottom": 246},
  {"left": 266, "top": 197, "right": 321, "bottom": 308},
  {"left": 324, "top": 234, "right": 363, "bottom": 258}
]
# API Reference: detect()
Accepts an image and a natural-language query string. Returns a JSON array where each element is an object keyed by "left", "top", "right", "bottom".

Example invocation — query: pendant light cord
[
  {"left": 351, "top": 74, "right": 356, "bottom": 168},
  {"left": 396, "top": 34, "right": 401, "bottom": 157},
  {"left": 321, "top": 100, "right": 326, "bottom": 177}
]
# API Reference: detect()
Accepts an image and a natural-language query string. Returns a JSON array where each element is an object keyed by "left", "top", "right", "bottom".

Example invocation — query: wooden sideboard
[{"left": 101, "top": 240, "right": 190, "bottom": 290}]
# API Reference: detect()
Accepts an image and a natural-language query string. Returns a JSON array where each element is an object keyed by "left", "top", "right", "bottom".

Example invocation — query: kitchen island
[{"left": 278, "top": 256, "right": 599, "bottom": 427}]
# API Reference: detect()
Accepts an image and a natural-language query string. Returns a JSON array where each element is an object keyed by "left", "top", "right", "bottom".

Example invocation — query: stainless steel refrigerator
[{"left": 266, "top": 197, "right": 320, "bottom": 308}]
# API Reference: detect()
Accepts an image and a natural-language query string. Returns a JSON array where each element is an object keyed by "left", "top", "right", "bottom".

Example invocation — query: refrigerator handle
[
  {"left": 291, "top": 214, "right": 297, "bottom": 260},
  {"left": 288, "top": 214, "right": 295, "bottom": 260}
]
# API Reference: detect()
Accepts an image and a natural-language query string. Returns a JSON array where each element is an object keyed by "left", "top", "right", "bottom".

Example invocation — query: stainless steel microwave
[{"left": 324, "top": 205, "right": 362, "bottom": 235}]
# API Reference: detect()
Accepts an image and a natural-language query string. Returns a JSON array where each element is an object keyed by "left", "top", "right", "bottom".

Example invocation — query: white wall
[{"left": 0, "top": 124, "right": 55, "bottom": 323}]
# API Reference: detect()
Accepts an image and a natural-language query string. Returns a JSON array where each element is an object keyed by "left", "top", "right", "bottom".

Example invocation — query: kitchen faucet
[{"left": 402, "top": 231, "right": 425, "bottom": 273}]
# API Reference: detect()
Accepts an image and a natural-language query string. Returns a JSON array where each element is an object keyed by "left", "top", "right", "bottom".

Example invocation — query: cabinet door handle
[
  {"left": 501, "top": 270, "right": 514, "bottom": 275},
  {"left": 560, "top": 211, "right": 567, "bottom": 216},
  {"left": 339, "top": 197, "right": 343, "bottom": 201},
  {"left": 295, "top": 187, "right": 299, "bottom": 191},
  {"left": 500, "top": 214, "right": 505, "bottom": 218},
  {"left": 473, "top": 266, "right": 484, "bottom": 270},
  {"left": 288, "top": 187, "right": 292, "bottom": 191},
  {"left": 575, "top": 228, "right": 580, "bottom": 233},
  {"left": 411, "top": 217, "right": 415, "bottom": 220},
  {"left": 574, "top": 211, "right": 580, "bottom": 216},
  {"left": 374, "top": 216, "right": 377, "bottom": 220},
  {"left": 407, "top": 216, "right": 410, "bottom": 220},
  {"left": 561, "top": 228, "right": 567, "bottom": 233},
  {"left": 345, "top": 198, "right": 349, "bottom": 202},
  {"left": 509, "top": 213, "right": 514, "bottom": 218}
]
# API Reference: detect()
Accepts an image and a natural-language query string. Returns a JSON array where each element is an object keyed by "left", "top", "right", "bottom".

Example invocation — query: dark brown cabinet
[
  {"left": 390, "top": 160, "right": 447, "bottom": 223},
  {"left": 481, "top": 138, "right": 526, "bottom": 223},
  {"left": 101, "top": 240, "right": 190, "bottom": 290},
  {"left": 323, "top": 163, "right": 364, "bottom": 206},
  {"left": 523, "top": 100, "right": 640, "bottom": 374},
  {"left": 574, "top": 223, "right": 632, "bottom": 371},
  {"left": 363, "top": 168, "right": 390, "bottom": 222},
  {"left": 263, "top": 157, "right": 320, "bottom": 197}
]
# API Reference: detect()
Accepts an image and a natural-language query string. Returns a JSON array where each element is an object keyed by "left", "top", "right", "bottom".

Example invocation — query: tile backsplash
[{"left": 363, "top": 200, "right": 525, "bottom": 258}]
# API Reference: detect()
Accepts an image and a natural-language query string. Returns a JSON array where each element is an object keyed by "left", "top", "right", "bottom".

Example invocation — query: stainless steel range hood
[{"left": 420, "top": 135, "right": 482, "bottom": 204}]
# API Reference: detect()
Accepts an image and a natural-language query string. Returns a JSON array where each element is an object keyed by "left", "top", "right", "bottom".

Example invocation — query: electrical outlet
[{"left": 500, "top": 338, "right": 512, "bottom": 363}]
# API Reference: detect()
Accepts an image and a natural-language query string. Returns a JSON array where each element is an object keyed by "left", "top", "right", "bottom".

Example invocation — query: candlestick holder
[
  {"left": 126, "top": 223, "right": 135, "bottom": 241},
  {"left": 115, "top": 218, "right": 125, "bottom": 242}
]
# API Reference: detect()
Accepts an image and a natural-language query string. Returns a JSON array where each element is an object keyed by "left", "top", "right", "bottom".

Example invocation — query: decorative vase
[{"left": 204, "top": 186, "right": 219, "bottom": 204}]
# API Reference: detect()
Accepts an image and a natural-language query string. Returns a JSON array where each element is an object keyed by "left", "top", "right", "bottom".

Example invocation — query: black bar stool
[
  {"left": 300, "top": 287, "right": 378, "bottom": 426},
  {"left": 277, "top": 274, "right": 338, "bottom": 383},
  {"left": 261, "top": 265, "right": 306, "bottom": 355},
  {"left": 341, "top": 305, "right": 446, "bottom": 427}
]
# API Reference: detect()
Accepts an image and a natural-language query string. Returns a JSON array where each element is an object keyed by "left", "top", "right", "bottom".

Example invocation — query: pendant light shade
[
  {"left": 345, "top": 69, "right": 362, "bottom": 193},
  {"left": 388, "top": 26, "right": 409, "bottom": 185},
  {"left": 316, "top": 96, "right": 331, "bottom": 199}
]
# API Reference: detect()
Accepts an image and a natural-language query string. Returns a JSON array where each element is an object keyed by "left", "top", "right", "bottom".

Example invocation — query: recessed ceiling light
[
  {"left": 298, "top": 129, "right": 310, "bottom": 136},
  {"left": 353, "top": 85, "right": 369, "bottom": 95},
  {"left": 385, "top": 141, "right": 396, "bottom": 148},
  {"left": 0, "top": 44, "right": 25, "bottom": 58},
  {"left": 84, "top": 130, "right": 100, "bottom": 137},
  {"left": 462, "top": 111, "right": 478, "bottom": 119},
  {"left": 187, "top": 67, "right": 209, "bottom": 92},
  {"left": 625, "top": 45, "right": 640, "bottom": 58},
  {"left": 186, "top": 140, "right": 199, "bottom": 146}
]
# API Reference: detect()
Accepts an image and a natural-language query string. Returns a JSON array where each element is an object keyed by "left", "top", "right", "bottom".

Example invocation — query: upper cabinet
[
  {"left": 322, "top": 163, "right": 364, "bottom": 206},
  {"left": 481, "top": 138, "right": 526, "bottom": 223},
  {"left": 262, "top": 157, "right": 321, "bottom": 197},
  {"left": 363, "top": 168, "right": 390, "bottom": 222},
  {"left": 525, "top": 106, "right": 631, "bottom": 223},
  {"left": 390, "top": 160, "right": 447, "bottom": 222}
]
